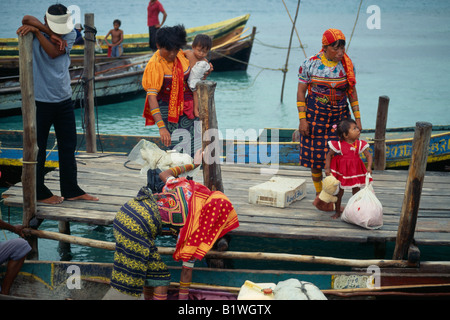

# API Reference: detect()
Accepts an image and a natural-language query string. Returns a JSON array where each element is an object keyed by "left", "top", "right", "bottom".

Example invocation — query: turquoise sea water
[
  {"left": 1, "top": 0, "right": 450, "bottom": 134},
  {"left": 1, "top": 0, "right": 450, "bottom": 264}
]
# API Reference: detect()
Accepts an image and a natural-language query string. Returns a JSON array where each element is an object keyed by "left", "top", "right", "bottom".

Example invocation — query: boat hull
[
  {"left": 0, "top": 14, "right": 250, "bottom": 71},
  {"left": 1, "top": 260, "right": 449, "bottom": 300},
  {"left": 1, "top": 127, "right": 449, "bottom": 171}
]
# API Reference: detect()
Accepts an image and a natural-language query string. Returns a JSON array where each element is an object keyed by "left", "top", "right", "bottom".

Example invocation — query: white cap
[{"left": 45, "top": 10, "right": 74, "bottom": 35}]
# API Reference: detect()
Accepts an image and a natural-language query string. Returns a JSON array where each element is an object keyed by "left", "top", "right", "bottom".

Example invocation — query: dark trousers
[
  {"left": 149, "top": 26, "right": 158, "bottom": 51},
  {"left": 36, "top": 99, "right": 84, "bottom": 200}
]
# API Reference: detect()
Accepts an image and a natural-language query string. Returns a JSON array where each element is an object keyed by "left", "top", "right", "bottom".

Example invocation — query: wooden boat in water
[
  {"left": 1, "top": 125, "right": 449, "bottom": 171},
  {"left": 0, "top": 14, "right": 251, "bottom": 76},
  {"left": 0, "top": 27, "right": 255, "bottom": 115},
  {"left": 1, "top": 257, "right": 449, "bottom": 300},
  {"left": 0, "top": 53, "right": 149, "bottom": 114}
]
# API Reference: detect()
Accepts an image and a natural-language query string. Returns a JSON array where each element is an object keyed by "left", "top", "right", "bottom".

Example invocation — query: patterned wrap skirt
[
  {"left": 160, "top": 101, "right": 202, "bottom": 158},
  {"left": 110, "top": 187, "right": 171, "bottom": 297},
  {"left": 299, "top": 94, "right": 351, "bottom": 169}
]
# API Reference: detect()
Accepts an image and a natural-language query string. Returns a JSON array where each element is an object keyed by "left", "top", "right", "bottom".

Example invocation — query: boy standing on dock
[{"left": 16, "top": 4, "right": 98, "bottom": 205}]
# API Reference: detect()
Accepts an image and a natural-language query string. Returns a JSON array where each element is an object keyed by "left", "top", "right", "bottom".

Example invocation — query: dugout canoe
[
  {"left": 1, "top": 258, "right": 449, "bottom": 300},
  {"left": 0, "top": 125, "right": 449, "bottom": 171},
  {"left": 0, "top": 14, "right": 251, "bottom": 76}
]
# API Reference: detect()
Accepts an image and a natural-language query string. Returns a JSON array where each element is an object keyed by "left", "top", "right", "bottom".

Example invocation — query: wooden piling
[
  {"left": 280, "top": 0, "right": 301, "bottom": 103},
  {"left": 18, "top": 32, "right": 38, "bottom": 259},
  {"left": 83, "top": 13, "right": 97, "bottom": 153},
  {"left": 197, "top": 80, "right": 224, "bottom": 192},
  {"left": 373, "top": 96, "right": 389, "bottom": 170},
  {"left": 393, "top": 122, "right": 432, "bottom": 260}
]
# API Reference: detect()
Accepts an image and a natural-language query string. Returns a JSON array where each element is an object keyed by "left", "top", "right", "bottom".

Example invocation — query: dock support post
[
  {"left": 373, "top": 96, "right": 389, "bottom": 170},
  {"left": 83, "top": 13, "right": 97, "bottom": 153},
  {"left": 58, "top": 221, "right": 71, "bottom": 259},
  {"left": 18, "top": 32, "right": 38, "bottom": 259},
  {"left": 393, "top": 122, "right": 432, "bottom": 260},
  {"left": 197, "top": 80, "right": 229, "bottom": 268},
  {"left": 197, "top": 80, "right": 224, "bottom": 193}
]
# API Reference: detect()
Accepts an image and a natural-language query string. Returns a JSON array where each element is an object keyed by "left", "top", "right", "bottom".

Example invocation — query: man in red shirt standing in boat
[{"left": 147, "top": 0, "right": 167, "bottom": 51}]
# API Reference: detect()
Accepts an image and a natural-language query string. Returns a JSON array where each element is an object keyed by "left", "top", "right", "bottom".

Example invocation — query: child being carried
[{"left": 185, "top": 34, "right": 213, "bottom": 118}]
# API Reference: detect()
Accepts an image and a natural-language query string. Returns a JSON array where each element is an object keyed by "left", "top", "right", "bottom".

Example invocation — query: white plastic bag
[
  {"left": 341, "top": 174, "right": 383, "bottom": 230},
  {"left": 127, "top": 139, "right": 200, "bottom": 177}
]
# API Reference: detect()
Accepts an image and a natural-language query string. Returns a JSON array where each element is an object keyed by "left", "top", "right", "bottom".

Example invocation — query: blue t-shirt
[{"left": 32, "top": 30, "right": 76, "bottom": 103}]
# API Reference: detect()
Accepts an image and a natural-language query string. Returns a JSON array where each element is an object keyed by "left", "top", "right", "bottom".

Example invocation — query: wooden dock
[{"left": 2, "top": 153, "right": 450, "bottom": 250}]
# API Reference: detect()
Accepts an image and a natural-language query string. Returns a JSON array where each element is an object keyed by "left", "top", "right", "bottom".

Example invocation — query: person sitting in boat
[
  {"left": 74, "top": 23, "right": 84, "bottom": 45},
  {"left": 296, "top": 28, "right": 363, "bottom": 212},
  {"left": 103, "top": 152, "right": 239, "bottom": 300},
  {"left": 142, "top": 25, "right": 211, "bottom": 158},
  {"left": 0, "top": 218, "right": 31, "bottom": 295}
]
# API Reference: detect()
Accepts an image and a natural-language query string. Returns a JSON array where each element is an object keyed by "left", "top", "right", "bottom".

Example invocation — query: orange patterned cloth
[
  {"left": 143, "top": 52, "right": 186, "bottom": 125},
  {"left": 321, "top": 28, "right": 356, "bottom": 92},
  {"left": 173, "top": 181, "right": 239, "bottom": 262}
]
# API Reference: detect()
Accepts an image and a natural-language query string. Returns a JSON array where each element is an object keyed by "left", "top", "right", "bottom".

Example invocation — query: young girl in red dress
[{"left": 325, "top": 118, "right": 373, "bottom": 219}]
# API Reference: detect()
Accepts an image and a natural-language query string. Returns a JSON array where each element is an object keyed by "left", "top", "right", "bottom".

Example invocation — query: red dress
[{"left": 328, "top": 139, "right": 372, "bottom": 189}]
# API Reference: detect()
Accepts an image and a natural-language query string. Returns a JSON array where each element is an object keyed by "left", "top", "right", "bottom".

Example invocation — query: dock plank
[{"left": 2, "top": 153, "right": 450, "bottom": 247}]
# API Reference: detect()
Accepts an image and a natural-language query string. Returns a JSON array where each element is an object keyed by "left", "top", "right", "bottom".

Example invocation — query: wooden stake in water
[
  {"left": 373, "top": 96, "right": 390, "bottom": 170},
  {"left": 83, "top": 13, "right": 97, "bottom": 153},
  {"left": 280, "top": 0, "right": 301, "bottom": 103}
]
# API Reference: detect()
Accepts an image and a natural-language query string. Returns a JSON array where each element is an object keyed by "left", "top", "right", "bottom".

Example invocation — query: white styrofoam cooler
[{"left": 248, "top": 177, "right": 307, "bottom": 208}]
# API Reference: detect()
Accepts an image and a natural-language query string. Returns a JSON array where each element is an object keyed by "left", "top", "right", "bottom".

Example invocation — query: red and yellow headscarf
[{"left": 321, "top": 29, "right": 356, "bottom": 92}]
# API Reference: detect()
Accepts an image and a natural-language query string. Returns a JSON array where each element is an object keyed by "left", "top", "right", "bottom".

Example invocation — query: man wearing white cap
[{"left": 17, "top": 4, "right": 98, "bottom": 205}]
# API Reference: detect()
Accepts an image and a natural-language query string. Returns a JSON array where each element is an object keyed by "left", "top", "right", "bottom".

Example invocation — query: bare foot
[
  {"left": 67, "top": 193, "right": 99, "bottom": 201},
  {"left": 38, "top": 195, "right": 64, "bottom": 204},
  {"left": 331, "top": 212, "right": 341, "bottom": 220}
]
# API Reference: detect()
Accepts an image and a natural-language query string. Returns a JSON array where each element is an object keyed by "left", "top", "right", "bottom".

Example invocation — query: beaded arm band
[
  {"left": 156, "top": 120, "right": 166, "bottom": 129},
  {"left": 150, "top": 107, "right": 166, "bottom": 128},
  {"left": 150, "top": 107, "right": 161, "bottom": 116},
  {"left": 169, "top": 164, "right": 196, "bottom": 176},
  {"left": 297, "top": 101, "right": 306, "bottom": 120},
  {"left": 350, "top": 100, "right": 361, "bottom": 119}
]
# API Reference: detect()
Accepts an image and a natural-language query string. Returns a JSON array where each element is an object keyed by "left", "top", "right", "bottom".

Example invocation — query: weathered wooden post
[
  {"left": 393, "top": 122, "right": 432, "bottom": 260},
  {"left": 373, "top": 96, "right": 389, "bottom": 170},
  {"left": 18, "top": 32, "right": 38, "bottom": 259},
  {"left": 83, "top": 13, "right": 97, "bottom": 153},
  {"left": 197, "top": 80, "right": 224, "bottom": 193},
  {"left": 197, "top": 80, "right": 229, "bottom": 267}
]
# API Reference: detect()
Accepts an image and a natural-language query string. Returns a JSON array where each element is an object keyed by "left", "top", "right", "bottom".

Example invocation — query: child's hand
[
  {"left": 366, "top": 166, "right": 372, "bottom": 174},
  {"left": 202, "top": 62, "right": 213, "bottom": 79},
  {"left": 325, "top": 168, "right": 331, "bottom": 176}
]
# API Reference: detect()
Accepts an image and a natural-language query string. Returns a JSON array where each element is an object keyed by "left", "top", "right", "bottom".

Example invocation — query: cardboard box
[{"left": 249, "top": 177, "right": 307, "bottom": 208}]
